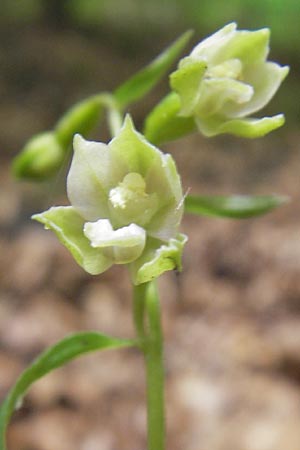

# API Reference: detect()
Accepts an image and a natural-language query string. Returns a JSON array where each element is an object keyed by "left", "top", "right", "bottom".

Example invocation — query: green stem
[
  {"left": 54, "top": 92, "right": 123, "bottom": 149},
  {"left": 133, "top": 282, "right": 165, "bottom": 450},
  {"left": 107, "top": 105, "right": 123, "bottom": 136},
  {"left": 97, "top": 93, "right": 123, "bottom": 136},
  {"left": 133, "top": 283, "right": 147, "bottom": 340}
]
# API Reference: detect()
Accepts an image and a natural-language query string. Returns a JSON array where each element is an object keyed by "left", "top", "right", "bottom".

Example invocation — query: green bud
[
  {"left": 55, "top": 96, "right": 103, "bottom": 148},
  {"left": 13, "top": 96, "right": 104, "bottom": 181},
  {"left": 12, "top": 132, "right": 64, "bottom": 181},
  {"left": 170, "top": 23, "right": 289, "bottom": 138},
  {"left": 144, "top": 92, "right": 197, "bottom": 145}
]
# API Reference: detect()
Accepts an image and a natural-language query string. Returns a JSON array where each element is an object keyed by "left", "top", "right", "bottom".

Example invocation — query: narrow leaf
[
  {"left": 185, "top": 194, "right": 288, "bottom": 219},
  {"left": 114, "top": 30, "right": 193, "bottom": 108},
  {"left": 0, "top": 332, "right": 135, "bottom": 450}
]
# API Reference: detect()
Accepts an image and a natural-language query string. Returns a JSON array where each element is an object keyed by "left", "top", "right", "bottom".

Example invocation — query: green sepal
[
  {"left": 170, "top": 58, "right": 207, "bottom": 116},
  {"left": 0, "top": 332, "right": 136, "bottom": 450},
  {"left": 32, "top": 206, "right": 112, "bottom": 275},
  {"left": 144, "top": 92, "right": 197, "bottom": 145},
  {"left": 114, "top": 30, "right": 193, "bottom": 108},
  {"left": 222, "top": 28, "right": 270, "bottom": 65},
  {"left": 12, "top": 132, "right": 64, "bottom": 181},
  {"left": 130, "top": 234, "right": 187, "bottom": 285},
  {"left": 185, "top": 194, "right": 288, "bottom": 219},
  {"left": 55, "top": 95, "right": 103, "bottom": 148},
  {"left": 197, "top": 114, "right": 285, "bottom": 138}
]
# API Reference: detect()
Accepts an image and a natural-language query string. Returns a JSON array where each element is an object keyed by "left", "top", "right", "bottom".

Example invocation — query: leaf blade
[
  {"left": 0, "top": 332, "right": 135, "bottom": 450},
  {"left": 114, "top": 30, "right": 193, "bottom": 108},
  {"left": 184, "top": 194, "right": 288, "bottom": 219}
]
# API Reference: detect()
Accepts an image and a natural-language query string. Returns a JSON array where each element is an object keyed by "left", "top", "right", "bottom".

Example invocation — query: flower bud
[
  {"left": 12, "top": 132, "right": 64, "bottom": 181},
  {"left": 13, "top": 96, "right": 104, "bottom": 181},
  {"left": 55, "top": 96, "right": 103, "bottom": 148},
  {"left": 170, "top": 23, "right": 289, "bottom": 138}
]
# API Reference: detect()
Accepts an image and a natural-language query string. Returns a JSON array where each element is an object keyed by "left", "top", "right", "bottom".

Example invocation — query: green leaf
[
  {"left": 114, "top": 30, "right": 193, "bottom": 108},
  {"left": 0, "top": 332, "right": 135, "bottom": 450},
  {"left": 184, "top": 194, "right": 288, "bottom": 219}
]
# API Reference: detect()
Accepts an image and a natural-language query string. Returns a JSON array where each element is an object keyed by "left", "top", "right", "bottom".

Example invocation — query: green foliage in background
[
  {"left": 182, "top": 0, "right": 300, "bottom": 51},
  {"left": 1, "top": 0, "right": 298, "bottom": 124},
  {"left": 1, "top": 0, "right": 299, "bottom": 54}
]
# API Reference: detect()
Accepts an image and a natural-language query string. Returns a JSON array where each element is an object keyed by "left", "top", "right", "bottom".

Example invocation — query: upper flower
[
  {"left": 170, "top": 23, "right": 289, "bottom": 138},
  {"left": 33, "top": 116, "right": 186, "bottom": 285}
]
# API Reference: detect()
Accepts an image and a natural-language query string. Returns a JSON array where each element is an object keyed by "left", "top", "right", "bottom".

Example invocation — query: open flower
[
  {"left": 33, "top": 116, "right": 186, "bottom": 285},
  {"left": 170, "top": 22, "right": 289, "bottom": 138}
]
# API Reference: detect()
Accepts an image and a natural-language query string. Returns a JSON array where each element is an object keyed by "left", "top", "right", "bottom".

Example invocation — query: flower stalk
[{"left": 134, "top": 282, "right": 165, "bottom": 450}]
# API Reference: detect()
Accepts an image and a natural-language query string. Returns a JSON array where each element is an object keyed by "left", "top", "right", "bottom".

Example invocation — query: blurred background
[{"left": 1, "top": 1, "right": 300, "bottom": 450}]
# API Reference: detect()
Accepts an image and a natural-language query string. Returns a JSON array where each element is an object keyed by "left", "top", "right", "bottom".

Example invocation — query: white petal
[
  {"left": 67, "top": 134, "right": 126, "bottom": 221},
  {"left": 145, "top": 154, "right": 184, "bottom": 240},
  {"left": 191, "top": 23, "right": 237, "bottom": 64},
  {"left": 224, "top": 62, "right": 289, "bottom": 118}
]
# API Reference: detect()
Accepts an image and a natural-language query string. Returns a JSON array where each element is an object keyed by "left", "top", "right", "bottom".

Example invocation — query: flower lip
[
  {"left": 83, "top": 219, "right": 146, "bottom": 248},
  {"left": 83, "top": 219, "right": 147, "bottom": 264}
]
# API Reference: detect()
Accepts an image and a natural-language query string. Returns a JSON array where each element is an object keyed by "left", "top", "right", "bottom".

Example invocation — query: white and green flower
[
  {"left": 170, "top": 22, "right": 289, "bottom": 138},
  {"left": 33, "top": 116, "right": 186, "bottom": 285}
]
